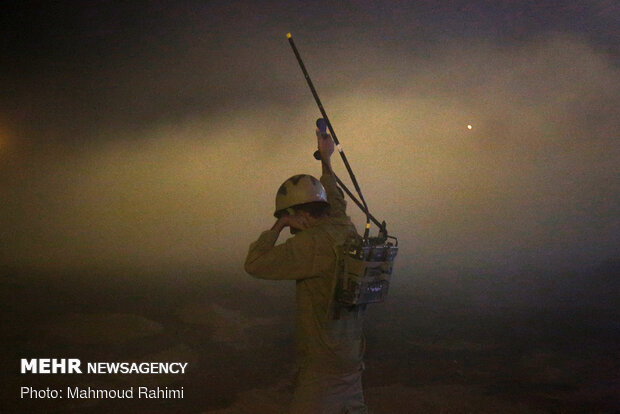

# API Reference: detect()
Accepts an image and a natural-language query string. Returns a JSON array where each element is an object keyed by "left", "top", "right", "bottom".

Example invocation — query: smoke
[{"left": 1, "top": 34, "right": 618, "bottom": 295}]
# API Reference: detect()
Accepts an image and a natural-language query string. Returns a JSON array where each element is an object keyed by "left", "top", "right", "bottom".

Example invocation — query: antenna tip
[{"left": 286, "top": 33, "right": 292, "bottom": 39}]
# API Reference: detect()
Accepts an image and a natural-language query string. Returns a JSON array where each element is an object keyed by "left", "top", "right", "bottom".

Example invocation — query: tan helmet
[{"left": 274, "top": 174, "right": 329, "bottom": 217}]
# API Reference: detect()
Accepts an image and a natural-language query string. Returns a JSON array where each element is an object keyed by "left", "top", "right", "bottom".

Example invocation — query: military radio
[
  {"left": 287, "top": 33, "right": 399, "bottom": 307},
  {"left": 336, "top": 235, "right": 399, "bottom": 307}
]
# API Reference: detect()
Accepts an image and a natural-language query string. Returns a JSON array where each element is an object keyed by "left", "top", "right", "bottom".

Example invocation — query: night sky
[{"left": 2, "top": 0, "right": 619, "bottom": 298}]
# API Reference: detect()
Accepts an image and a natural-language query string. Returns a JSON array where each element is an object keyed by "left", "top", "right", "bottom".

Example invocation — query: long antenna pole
[
  {"left": 334, "top": 174, "right": 384, "bottom": 230},
  {"left": 286, "top": 32, "right": 373, "bottom": 238}
]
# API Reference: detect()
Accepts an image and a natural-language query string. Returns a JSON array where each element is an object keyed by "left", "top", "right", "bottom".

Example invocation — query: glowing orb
[{"left": 467, "top": 124, "right": 472, "bottom": 130}]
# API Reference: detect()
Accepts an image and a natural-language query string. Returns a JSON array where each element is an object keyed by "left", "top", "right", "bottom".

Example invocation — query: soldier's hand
[
  {"left": 316, "top": 128, "right": 334, "bottom": 159},
  {"left": 281, "top": 214, "right": 310, "bottom": 231}
]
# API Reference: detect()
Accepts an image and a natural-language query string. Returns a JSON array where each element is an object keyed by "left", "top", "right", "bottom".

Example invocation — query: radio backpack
[{"left": 287, "top": 33, "right": 400, "bottom": 309}]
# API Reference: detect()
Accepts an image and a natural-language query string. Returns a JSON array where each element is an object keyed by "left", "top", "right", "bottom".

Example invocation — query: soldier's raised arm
[{"left": 317, "top": 129, "right": 347, "bottom": 218}]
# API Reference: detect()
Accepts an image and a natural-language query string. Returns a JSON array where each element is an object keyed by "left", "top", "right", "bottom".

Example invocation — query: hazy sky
[{"left": 1, "top": 1, "right": 618, "bottom": 291}]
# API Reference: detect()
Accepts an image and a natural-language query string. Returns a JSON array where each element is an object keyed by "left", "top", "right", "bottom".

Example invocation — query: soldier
[{"left": 245, "top": 127, "right": 367, "bottom": 414}]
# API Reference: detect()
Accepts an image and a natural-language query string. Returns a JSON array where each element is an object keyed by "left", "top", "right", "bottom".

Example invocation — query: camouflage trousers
[{"left": 290, "top": 364, "right": 367, "bottom": 414}]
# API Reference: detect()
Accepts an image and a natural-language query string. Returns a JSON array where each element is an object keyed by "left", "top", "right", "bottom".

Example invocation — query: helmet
[{"left": 274, "top": 174, "right": 329, "bottom": 217}]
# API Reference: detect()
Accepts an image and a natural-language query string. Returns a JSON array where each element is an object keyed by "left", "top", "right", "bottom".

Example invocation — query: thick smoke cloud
[{"left": 1, "top": 34, "right": 618, "bottom": 303}]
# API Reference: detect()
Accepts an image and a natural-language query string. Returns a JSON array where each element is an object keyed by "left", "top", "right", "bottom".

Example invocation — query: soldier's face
[
  {"left": 290, "top": 211, "right": 315, "bottom": 234},
  {"left": 290, "top": 215, "right": 303, "bottom": 234}
]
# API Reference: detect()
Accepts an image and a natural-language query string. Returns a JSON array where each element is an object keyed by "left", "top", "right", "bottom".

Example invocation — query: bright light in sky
[{"left": 467, "top": 124, "right": 472, "bottom": 130}]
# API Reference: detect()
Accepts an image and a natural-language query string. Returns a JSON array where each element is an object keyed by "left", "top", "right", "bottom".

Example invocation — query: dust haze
[
  {"left": 2, "top": 34, "right": 618, "bottom": 302},
  {"left": 2, "top": 3, "right": 619, "bottom": 412}
]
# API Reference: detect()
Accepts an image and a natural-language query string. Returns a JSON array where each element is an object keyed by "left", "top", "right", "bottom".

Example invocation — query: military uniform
[{"left": 245, "top": 172, "right": 367, "bottom": 414}]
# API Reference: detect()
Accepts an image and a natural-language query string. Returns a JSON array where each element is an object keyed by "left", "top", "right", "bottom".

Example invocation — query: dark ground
[{"left": 1, "top": 268, "right": 618, "bottom": 413}]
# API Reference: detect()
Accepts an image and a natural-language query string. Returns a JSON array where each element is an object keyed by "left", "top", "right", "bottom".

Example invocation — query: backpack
[{"left": 334, "top": 235, "right": 399, "bottom": 307}]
